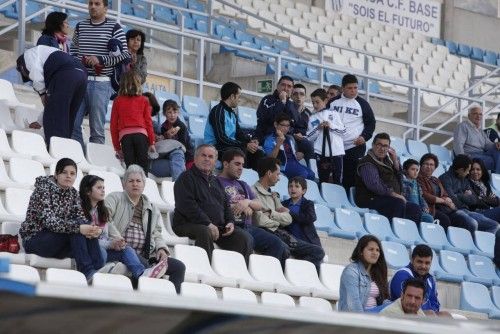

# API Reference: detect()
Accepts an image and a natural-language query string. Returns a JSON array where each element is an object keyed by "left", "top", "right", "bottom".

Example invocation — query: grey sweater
[{"left": 453, "top": 119, "right": 494, "bottom": 155}]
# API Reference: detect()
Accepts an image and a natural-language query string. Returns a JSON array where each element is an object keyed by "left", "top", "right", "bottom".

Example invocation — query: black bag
[
  {"left": 435, "top": 203, "right": 456, "bottom": 215},
  {"left": 141, "top": 209, "right": 154, "bottom": 264}
]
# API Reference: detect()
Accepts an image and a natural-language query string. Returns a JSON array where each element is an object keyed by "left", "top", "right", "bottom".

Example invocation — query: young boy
[
  {"left": 307, "top": 88, "right": 346, "bottom": 184},
  {"left": 402, "top": 159, "right": 435, "bottom": 223},
  {"left": 281, "top": 176, "right": 322, "bottom": 248}
]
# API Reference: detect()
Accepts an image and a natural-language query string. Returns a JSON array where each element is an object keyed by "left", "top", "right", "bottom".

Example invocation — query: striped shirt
[
  {"left": 70, "top": 18, "right": 130, "bottom": 76},
  {"left": 364, "top": 281, "right": 380, "bottom": 309}
]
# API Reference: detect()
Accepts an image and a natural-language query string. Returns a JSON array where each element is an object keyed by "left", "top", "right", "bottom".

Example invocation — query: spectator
[
  {"left": 37, "top": 12, "right": 70, "bottom": 53},
  {"left": 263, "top": 113, "right": 315, "bottom": 180},
  {"left": 338, "top": 235, "right": 389, "bottom": 312},
  {"left": 291, "top": 83, "right": 314, "bottom": 160},
  {"left": 252, "top": 157, "right": 324, "bottom": 271},
  {"left": 143, "top": 92, "right": 160, "bottom": 118},
  {"left": 381, "top": 278, "right": 426, "bottom": 317},
  {"left": 126, "top": 29, "right": 147, "bottom": 84},
  {"left": 172, "top": 145, "right": 253, "bottom": 262},
  {"left": 485, "top": 113, "right": 500, "bottom": 143},
  {"left": 307, "top": 88, "right": 345, "bottom": 184},
  {"left": 281, "top": 176, "right": 322, "bottom": 248},
  {"left": 217, "top": 149, "right": 289, "bottom": 266},
  {"left": 453, "top": 105, "right": 500, "bottom": 173},
  {"left": 469, "top": 158, "right": 500, "bottom": 212},
  {"left": 355, "top": 133, "right": 422, "bottom": 223},
  {"left": 110, "top": 71, "right": 156, "bottom": 174},
  {"left": 105, "top": 164, "right": 185, "bottom": 293},
  {"left": 327, "top": 74, "right": 376, "bottom": 191},
  {"left": 326, "top": 84, "right": 341, "bottom": 100},
  {"left": 402, "top": 159, "right": 434, "bottom": 223},
  {"left": 71, "top": 0, "right": 130, "bottom": 147},
  {"left": 439, "top": 155, "right": 499, "bottom": 234},
  {"left": 16, "top": 45, "right": 87, "bottom": 145},
  {"left": 205, "top": 81, "right": 264, "bottom": 171},
  {"left": 19, "top": 158, "right": 103, "bottom": 282},
  {"left": 79, "top": 175, "right": 168, "bottom": 280}
]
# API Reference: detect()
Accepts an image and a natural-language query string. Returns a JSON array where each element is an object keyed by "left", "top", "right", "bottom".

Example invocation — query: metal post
[
  {"left": 407, "top": 65, "right": 415, "bottom": 138},
  {"left": 319, "top": 45, "right": 324, "bottom": 87},
  {"left": 176, "top": 13, "right": 185, "bottom": 98},
  {"left": 415, "top": 87, "right": 421, "bottom": 140},
  {"left": 148, "top": 1, "right": 154, "bottom": 44},
  {"left": 363, "top": 55, "right": 369, "bottom": 102},
  {"left": 17, "top": 0, "right": 26, "bottom": 55},
  {"left": 197, "top": 38, "right": 205, "bottom": 98},
  {"left": 206, "top": 0, "right": 213, "bottom": 75},
  {"left": 116, "top": 0, "right": 122, "bottom": 23},
  {"left": 275, "top": 56, "right": 282, "bottom": 88}
]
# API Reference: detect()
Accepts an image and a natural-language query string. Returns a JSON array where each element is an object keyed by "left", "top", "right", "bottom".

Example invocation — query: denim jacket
[{"left": 338, "top": 261, "right": 372, "bottom": 312}]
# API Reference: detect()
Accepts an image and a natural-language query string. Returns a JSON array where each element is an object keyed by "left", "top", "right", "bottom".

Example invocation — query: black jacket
[
  {"left": 160, "top": 118, "right": 194, "bottom": 161},
  {"left": 281, "top": 197, "right": 321, "bottom": 247},
  {"left": 255, "top": 90, "right": 299, "bottom": 142},
  {"left": 208, "top": 101, "right": 249, "bottom": 152}
]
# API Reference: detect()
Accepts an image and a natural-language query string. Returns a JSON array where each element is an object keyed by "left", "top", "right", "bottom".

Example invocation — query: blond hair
[{"left": 118, "top": 71, "right": 142, "bottom": 96}]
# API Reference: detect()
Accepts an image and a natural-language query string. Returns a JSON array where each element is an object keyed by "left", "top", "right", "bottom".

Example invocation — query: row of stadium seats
[{"left": 432, "top": 38, "right": 500, "bottom": 67}]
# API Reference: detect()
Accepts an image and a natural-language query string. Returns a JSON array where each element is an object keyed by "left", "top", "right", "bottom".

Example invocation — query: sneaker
[
  {"left": 97, "top": 262, "right": 116, "bottom": 274},
  {"left": 110, "top": 262, "right": 128, "bottom": 276},
  {"left": 142, "top": 260, "right": 168, "bottom": 279}
]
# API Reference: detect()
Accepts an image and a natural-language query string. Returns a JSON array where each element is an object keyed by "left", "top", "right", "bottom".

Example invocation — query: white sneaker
[
  {"left": 110, "top": 262, "right": 128, "bottom": 275},
  {"left": 142, "top": 260, "right": 168, "bottom": 279},
  {"left": 97, "top": 262, "right": 117, "bottom": 274}
]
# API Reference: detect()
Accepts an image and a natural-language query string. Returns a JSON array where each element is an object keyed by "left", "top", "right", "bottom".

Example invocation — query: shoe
[
  {"left": 142, "top": 260, "right": 168, "bottom": 279},
  {"left": 97, "top": 262, "right": 117, "bottom": 273},
  {"left": 110, "top": 262, "right": 128, "bottom": 276}
]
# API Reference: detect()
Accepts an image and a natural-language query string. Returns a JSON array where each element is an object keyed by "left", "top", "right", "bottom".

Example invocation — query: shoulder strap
[{"left": 142, "top": 208, "right": 152, "bottom": 260}]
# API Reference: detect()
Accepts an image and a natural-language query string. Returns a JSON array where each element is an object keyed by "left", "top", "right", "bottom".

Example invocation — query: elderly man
[
  {"left": 454, "top": 105, "right": 500, "bottom": 173},
  {"left": 105, "top": 164, "right": 185, "bottom": 293},
  {"left": 381, "top": 278, "right": 426, "bottom": 316},
  {"left": 172, "top": 144, "right": 253, "bottom": 262}
]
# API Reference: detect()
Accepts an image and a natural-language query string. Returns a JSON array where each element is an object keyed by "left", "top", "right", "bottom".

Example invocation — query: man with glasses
[
  {"left": 453, "top": 104, "right": 500, "bottom": 173},
  {"left": 354, "top": 133, "right": 422, "bottom": 223}
]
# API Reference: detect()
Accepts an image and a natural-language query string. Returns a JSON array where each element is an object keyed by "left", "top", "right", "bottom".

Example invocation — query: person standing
[
  {"left": 126, "top": 29, "right": 147, "bottom": 84},
  {"left": 37, "top": 12, "right": 71, "bottom": 52}
]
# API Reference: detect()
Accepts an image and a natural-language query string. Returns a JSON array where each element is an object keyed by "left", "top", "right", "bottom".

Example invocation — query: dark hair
[
  {"left": 350, "top": 235, "right": 389, "bottom": 302},
  {"left": 126, "top": 29, "right": 146, "bottom": 55},
  {"left": 162, "top": 99, "right": 180, "bottom": 114},
  {"left": 328, "top": 84, "right": 341, "bottom": 91},
  {"left": 257, "top": 157, "right": 280, "bottom": 178},
  {"left": 342, "top": 74, "right": 358, "bottom": 87},
  {"left": 143, "top": 92, "right": 160, "bottom": 117},
  {"left": 274, "top": 112, "right": 291, "bottom": 124},
  {"left": 288, "top": 176, "right": 307, "bottom": 190},
  {"left": 470, "top": 158, "right": 491, "bottom": 185},
  {"left": 293, "top": 83, "right": 306, "bottom": 91},
  {"left": 79, "top": 175, "right": 110, "bottom": 224},
  {"left": 278, "top": 75, "right": 294, "bottom": 84},
  {"left": 101, "top": 0, "right": 109, "bottom": 6},
  {"left": 403, "top": 159, "right": 419, "bottom": 171},
  {"left": 412, "top": 244, "right": 433, "bottom": 259},
  {"left": 451, "top": 154, "right": 472, "bottom": 172},
  {"left": 419, "top": 153, "right": 439, "bottom": 168},
  {"left": 221, "top": 82, "right": 241, "bottom": 101},
  {"left": 55, "top": 158, "right": 77, "bottom": 175},
  {"left": 310, "top": 88, "right": 327, "bottom": 100},
  {"left": 42, "top": 12, "right": 68, "bottom": 35},
  {"left": 373, "top": 132, "right": 391, "bottom": 145},
  {"left": 497, "top": 113, "right": 500, "bottom": 120},
  {"left": 222, "top": 148, "right": 246, "bottom": 163},
  {"left": 402, "top": 278, "right": 426, "bottom": 296},
  {"left": 16, "top": 54, "right": 30, "bottom": 83}
]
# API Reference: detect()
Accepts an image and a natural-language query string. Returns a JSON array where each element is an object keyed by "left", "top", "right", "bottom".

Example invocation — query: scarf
[{"left": 54, "top": 32, "right": 69, "bottom": 53}]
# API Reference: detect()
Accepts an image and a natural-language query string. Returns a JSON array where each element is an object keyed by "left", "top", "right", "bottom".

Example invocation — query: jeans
[
  {"left": 283, "top": 159, "right": 315, "bottom": 180},
  {"left": 150, "top": 148, "right": 186, "bottom": 181},
  {"left": 362, "top": 196, "right": 422, "bottom": 224},
  {"left": 242, "top": 225, "right": 289, "bottom": 267},
  {"left": 23, "top": 230, "right": 103, "bottom": 280},
  {"left": 72, "top": 80, "right": 113, "bottom": 147},
  {"left": 121, "top": 133, "right": 150, "bottom": 174},
  {"left": 103, "top": 245, "right": 145, "bottom": 279},
  {"left": 470, "top": 147, "right": 500, "bottom": 174},
  {"left": 421, "top": 212, "right": 435, "bottom": 223},
  {"left": 342, "top": 144, "right": 366, "bottom": 191},
  {"left": 494, "top": 229, "right": 500, "bottom": 268},
  {"left": 462, "top": 209, "right": 499, "bottom": 234},
  {"left": 478, "top": 207, "right": 500, "bottom": 223}
]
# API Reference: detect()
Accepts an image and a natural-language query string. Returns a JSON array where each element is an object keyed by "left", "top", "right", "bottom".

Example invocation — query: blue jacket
[
  {"left": 262, "top": 133, "right": 297, "bottom": 171},
  {"left": 338, "top": 261, "right": 372, "bottom": 312},
  {"left": 281, "top": 197, "right": 321, "bottom": 247},
  {"left": 256, "top": 90, "right": 299, "bottom": 142},
  {"left": 205, "top": 101, "right": 248, "bottom": 151},
  {"left": 439, "top": 170, "right": 478, "bottom": 209},
  {"left": 390, "top": 263, "right": 440, "bottom": 312}
]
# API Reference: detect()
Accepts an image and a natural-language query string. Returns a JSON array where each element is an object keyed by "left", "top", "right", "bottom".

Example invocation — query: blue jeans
[
  {"left": 283, "top": 159, "right": 315, "bottom": 180},
  {"left": 72, "top": 80, "right": 113, "bottom": 147},
  {"left": 362, "top": 196, "right": 422, "bottom": 224},
  {"left": 421, "top": 212, "right": 435, "bottom": 223},
  {"left": 290, "top": 237, "right": 325, "bottom": 273},
  {"left": 150, "top": 148, "right": 186, "bottom": 181},
  {"left": 242, "top": 225, "right": 289, "bottom": 267},
  {"left": 102, "top": 245, "right": 146, "bottom": 279},
  {"left": 24, "top": 230, "right": 103, "bottom": 280},
  {"left": 478, "top": 207, "right": 500, "bottom": 223},
  {"left": 461, "top": 209, "right": 499, "bottom": 234},
  {"left": 470, "top": 147, "right": 500, "bottom": 174}
]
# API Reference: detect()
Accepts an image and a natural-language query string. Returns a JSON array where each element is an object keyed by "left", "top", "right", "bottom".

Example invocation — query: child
[
  {"left": 307, "top": 88, "right": 346, "bottom": 184},
  {"left": 110, "top": 71, "right": 156, "bottom": 174},
  {"left": 402, "top": 159, "right": 435, "bottom": 223},
  {"left": 79, "top": 175, "right": 168, "bottom": 280},
  {"left": 160, "top": 99, "right": 194, "bottom": 170},
  {"left": 281, "top": 176, "right": 322, "bottom": 248}
]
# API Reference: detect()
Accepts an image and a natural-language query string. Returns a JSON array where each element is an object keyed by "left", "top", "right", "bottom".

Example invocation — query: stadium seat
[
  {"left": 419, "top": 222, "right": 464, "bottom": 253},
  {"left": 471, "top": 47, "right": 484, "bottom": 61},
  {"left": 138, "top": 276, "right": 177, "bottom": 295},
  {"left": 188, "top": 116, "right": 206, "bottom": 145},
  {"left": 363, "top": 213, "right": 412, "bottom": 246},
  {"left": 240, "top": 168, "right": 259, "bottom": 186},
  {"left": 492, "top": 286, "right": 500, "bottom": 309},
  {"left": 181, "top": 282, "right": 218, "bottom": 299},
  {"left": 447, "top": 226, "right": 491, "bottom": 257},
  {"left": 144, "top": 178, "right": 173, "bottom": 213},
  {"left": 0, "top": 159, "right": 30, "bottom": 190},
  {"left": 86, "top": 143, "right": 125, "bottom": 176},
  {"left": 474, "top": 231, "right": 495, "bottom": 258},
  {"left": 237, "top": 106, "right": 257, "bottom": 129},
  {"left": 432, "top": 164, "right": 446, "bottom": 177},
  {"left": 491, "top": 173, "right": 500, "bottom": 191},
  {"left": 0, "top": 129, "right": 30, "bottom": 160},
  {"left": 270, "top": 174, "right": 289, "bottom": 200},
  {"left": 211, "top": 249, "right": 274, "bottom": 292},
  {"left": 87, "top": 170, "right": 123, "bottom": 195},
  {"left": 260, "top": 292, "right": 296, "bottom": 307},
  {"left": 11, "top": 130, "right": 56, "bottom": 167},
  {"left": 324, "top": 71, "right": 342, "bottom": 85},
  {"left": 313, "top": 204, "right": 335, "bottom": 232},
  {"left": 0, "top": 192, "right": 25, "bottom": 222},
  {"left": 92, "top": 273, "right": 133, "bottom": 290},
  {"left": 183, "top": 95, "right": 209, "bottom": 117},
  {"left": 318, "top": 263, "right": 343, "bottom": 300},
  {"left": 155, "top": 90, "right": 181, "bottom": 106},
  {"left": 221, "top": 287, "right": 258, "bottom": 304},
  {"left": 439, "top": 250, "right": 491, "bottom": 285},
  {"left": 391, "top": 218, "right": 425, "bottom": 245},
  {"left": 483, "top": 51, "right": 498, "bottom": 65},
  {"left": 0, "top": 79, "right": 35, "bottom": 108},
  {"left": 50, "top": 137, "right": 107, "bottom": 173},
  {"left": 29, "top": 254, "right": 72, "bottom": 270},
  {"left": 9, "top": 157, "right": 45, "bottom": 187},
  {"left": 174, "top": 244, "right": 238, "bottom": 288},
  {"left": 467, "top": 255, "right": 500, "bottom": 286},
  {"left": 406, "top": 139, "right": 428, "bottom": 158},
  {"left": 285, "top": 259, "right": 336, "bottom": 300},
  {"left": 381, "top": 241, "right": 409, "bottom": 269},
  {"left": 298, "top": 296, "right": 332, "bottom": 312},
  {"left": 390, "top": 136, "right": 411, "bottom": 158},
  {"left": 331, "top": 208, "right": 367, "bottom": 239},
  {"left": 0, "top": 100, "right": 19, "bottom": 133},
  {"left": 0, "top": 264, "right": 40, "bottom": 283},
  {"left": 45, "top": 268, "right": 87, "bottom": 287},
  {"left": 160, "top": 180, "right": 175, "bottom": 208},
  {"left": 5, "top": 187, "right": 32, "bottom": 218},
  {"left": 320, "top": 183, "right": 369, "bottom": 214},
  {"left": 305, "top": 180, "right": 327, "bottom": 206},
  {"left": 248, "top": 254, "right": 310, "bottom": 297},
  {"left": 457, "top": 43, "right": 472, "bottom": 57},
  {"left": 460, "top": 282, "right": 500, "bottom": 319}
]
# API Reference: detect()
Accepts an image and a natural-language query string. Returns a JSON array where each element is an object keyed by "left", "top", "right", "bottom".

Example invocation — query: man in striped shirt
[{"left": 70, "top": 0, "right": 130, "bottom": 147}]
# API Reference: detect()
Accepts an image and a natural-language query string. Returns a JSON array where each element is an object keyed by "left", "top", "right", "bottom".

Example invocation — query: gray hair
[
  {"left": 122, "top": 164, "right": 146, "bottom": 184},
  {"left": 194, "top": 144, "right": 218, "bottom": 158},
  {"left": 468, "top": 103, "right": 482, "bottom": 114}
]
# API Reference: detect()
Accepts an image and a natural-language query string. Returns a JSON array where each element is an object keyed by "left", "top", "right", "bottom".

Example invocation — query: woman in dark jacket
[
  {"left": 37, "top": 12, "right": 70, "bottom": 53},
  {"left": 469, "top": 158, "right": 500, "bottom": 222}
]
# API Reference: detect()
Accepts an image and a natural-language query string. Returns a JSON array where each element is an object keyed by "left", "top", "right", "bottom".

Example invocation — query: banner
[{"left": 337, "top": 0, "right": 441, "bottom": 38}]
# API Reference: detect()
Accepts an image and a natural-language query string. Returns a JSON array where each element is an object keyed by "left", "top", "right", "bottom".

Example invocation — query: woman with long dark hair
[
  {"left": 126, "top": 29, "right": 147, "bottom": 84},
  {"left": 469, "top": 158, "right": 500, "bottom": 221},
  {"left": 37, "top": 11, "right": 70, "bottom": 53},
  {"left": 338, "top": 235, "right": 389, "bottom": 312}
]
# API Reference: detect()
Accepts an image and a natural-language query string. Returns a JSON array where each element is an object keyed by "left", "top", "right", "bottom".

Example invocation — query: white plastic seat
[
  {"left": 9, "top": 157, "right": 46, "bottom": 187},
  {"left": 92, "top": 273, "right": 132, "bottom": 290},
  {"left": 86, "top": 143, "right": 125, "bottom": 176},
  {"left": 212, "top": 249, "right": 274, "bottom": 292},
  {"left": 13, "top": 105, "right": 43, "bottom": 132},
  {"left": 289, "top": 35, "right": 306, "bottom": 49},
  {"left": 174, "top": 244, "right": 237, "bottom": 288},
  {"left": 160, "top": 214, "right": 190, "bottom": 246},
  {"left": 144, "top": 178, "right": 172, "bottom": 213},
  {"left": 319, "top": 263, "right": 344, "bottom": 300},
  {"left": 5, "top": 187, "right": 32, "bottom": 218},
  {"left": 87, "top": 170, "right": 123, "bottom": 195},
  {"left": 160, "top": 180, "right": 175, "bottom": 208},
  {"left": 29, "top": 254, "right": 73, "bottom": 269},
  {"left": 181, "top": 282, "right": 218, "bottom": 299},
  {"left": 0, "top": 251, "right": 26, "bottom": 265},
  {"left": 0, "top": 196, "right": 24, "bottom": 222},
  {"left": 0, "top": 264, "right": 40, "bottom": 283},
  {"left": 249, "top": 254, "right": 310, "bottom": 297},
  {"left": 49, "top": 137, "right": 106, "bottom": 173},
  {"left": 0, "top": 129, "right": 29, "bottom": 161},
  {"left": 1, "top": 221, "right": 21, "bottom": 235},
  {"left": 0, "top": 158, "right": 30, "bottom": 190},
  {"left": 45, "top": 268, "right": 87, "bottom": 286},
  {"left": 285, "top": 259, "right": 337, "bottom": 300},
  {"left": 299, "top": 296, "right": 332, "bottom": 312},
  {"left": 222, "top": 287, "right": 258, "bottom": 304},
  {"left": 260, "top": 292, "right": 295, "bottom": 307},
  {"left": 0, "top": 100, "right": 19, "bottom": 133},
  {"left": 0, "top": 79, "right": 35, "bottom": 108},
  {"left": 138, "top": 276, "right": 177, "bottom": 295},
  {"left": 332, "top": 54, "right": 349, "bottom": 67},
  {"left": 11, "top": 130, "right": 56, "bottom": 167},
  {"left": 49, "top": 162, "right": 84, "bottom": 190}
]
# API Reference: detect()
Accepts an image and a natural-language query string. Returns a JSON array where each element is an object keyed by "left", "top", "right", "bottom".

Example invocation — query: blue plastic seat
[
  {"left": 188, "top": 116, "right": 206, "bottom": 143},
  {"left": 445, "top": 40, "right": 458, "bottom": 54},
  {"left": 324, "top": 71, "right": 342, "bottom": 85},
  {"left": 430, "top": 38, "right": 445, "bottom": 45},
  {"left": 471, "top": 47, "right": 484, "bottom": 61},
  {"left": 183, "top": 95, "right": 209, "bottom": 117},
  {"left": 391, "top": 217, "right": 425, "bottom": 245},
  {"left": 475, "top": 231, "right": 495, "bottom": 258},
  {"left": 305, "top": 67, "right": 319, "bottom": 82},
  {"left": 271, "top": 174, "right": 289, "bottom": 200},
  {"left": 187, "top": 0, "right": 205, "bottom": 11},
  {"left": 253, "top": 36, "right": 272, "bottom": 48},
  {"left": 432, "top": 164, "right": 446, "bottom": 177},
  {"left": 381, "top": 241, "right": 410, "bottom": 270},
  {"left": 457, "top": 43, "right": 472, "bottom": 57},
  {"left": 367, "top": 81, "right": 380, "bottom": 94},
  {"left": 240, "top": 168, "right": 259, "bottom": 186},
  {"left": 364, "top": 213, "right": 413, "bottom": 246},
  {"left": 390, "top": 136, "right": 411, "bottom": 157},
  {"left": 492, "top": 286, "right": 500, "bottom": 309},
  {"left": 194, "top": 19, "right": 208, "bottom": 33},
  {"left": 468, "top": 255, "right": 500, "bottom": 286},
  {"left": 439, "top": 250, "right": 492, "bottom": 285},
  {"left": 155, "top": 90, "right": 181, "bottom": 105},
  {"left": 419, "top": 222, "right": 464, "bottom": 253},
  {"left": 406, "top": 139, "right": 428, "bottom": 158},
  {"left": 491, "top": 173, "right": 500, "bottom": 191},
  {"left": 237, "top": 106, "right": 257, "bottom": 129},
  {"left": 331, "top": 208, "right": 367, "bottom": 239},
  {"left": 168, "top": 0, "right": 187, "bottom": 7},
  {"left": 213, "top": 23, "right": 234, "bottom": 39},
  {"left": 428, "top": 144, "right": 452, "bottom": 166},
  {"left": 285, "top": 62, "right": 306, "bottom": 80},
  {"left": 448, "top": 226, "right": 491, "bottom": 257},
  {"left": 460, "top": 282, "right": 500, "bottom": 319},
  {"left": 483, "top": 51, "right": 498, "bottom": 65},
  {"left": 234, "top": 30, "right": 253, "bottom": 44},
  {"left": 321, "top": 183, "right": 368, "bottom": 214},
  {"left": 305, "top": 180, "right": 327, "bottom": 206},
  {"left": 273, "top": 39, "right": 289, "bottom": 51},
  {"left": 313, "top": 204, "right": 336, "bottom": 232}
]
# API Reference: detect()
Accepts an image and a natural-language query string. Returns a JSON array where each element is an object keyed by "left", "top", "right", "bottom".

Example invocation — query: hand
[
  {"left": 80, "top": 225, "right": 101, "bottom": 238},
  {"left": 319, "top": 121, "right": 330, "bottom": 129},
  {"left": 156, "top": 248, "right": 169, "bottom": 261},
  {"left": 279, "top": 90, "right": 287, "bottom": 103},
  {"left": 115, "top": 150, "right": 124, "bottom": 160},
  {"left": 232, "top": 201, "right": 248, "bottom": 216},
  {"left": 354, "top": 136, "right": 366, "bottom": 146},
  {"left": 29, "top": 121, "right": 42, "bottom": 129},
  {"left": 148, "top": 145, "right": 156, "bottom": 153},
  {"left": 387, "top": 147, "right": 398, "bottom": 162},
  {"left": 111, "top": 238, "right": 126, "bottom": 251},
  {"left": 263, "top": 210, "right": 271, "bottom": 218},
  {"left": 449, "top": 202, "right": 456, "bottom": 210},
  {"left": 40, "top": 94, "right": 48, "bottom": 106},
  {"left": 246, "top": 141, "right": 259, "bottom": 154},
  {"left": 243, "top": 207, "right": 253, "bottom": 217},
  {"left": 293, "top": 133, "right": 304, "bottom": 141},
  {"left": 423, "top": 207, "right": 430, "bottom": 213},
  {"left": 208, "top": 223, "right": 220, "bottom": 241},
  {"left": 276, "top": 206, "right": 289, "bottom": 213},
  {"left": 85, "top": 55, "right": 100, "bottom": 66},
  {"left": 221, "top": 223, "right": 234, "bottom": 237},
  {"left": 392, "top": 192, "right": 406, "bottom": 203},
  {"left": 166, "top": 127, "right": 179, "bottom": 138},
  {"left": 276, "top": 129, "right": 285, "bottom": 144},
  {"left": 296, "top": 152, "right": 304, "bottom": 161}
]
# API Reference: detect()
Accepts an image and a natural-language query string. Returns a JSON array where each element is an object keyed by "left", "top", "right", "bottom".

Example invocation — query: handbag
[
  {"left": 155, "top": 139, "right": 186, "bottom": 155},
  {"left": 0, "top": 234, "right": 20, "bottom": 254}
]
